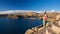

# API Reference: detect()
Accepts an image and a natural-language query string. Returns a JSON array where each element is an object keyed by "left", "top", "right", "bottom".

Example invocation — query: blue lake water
[{"left": 0, "top": 18, "right": 43, "bottom": 34}]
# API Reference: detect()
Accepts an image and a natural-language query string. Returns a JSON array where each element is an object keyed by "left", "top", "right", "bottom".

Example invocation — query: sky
[{"left": 0, "top": 0, "right": 60, "bottom": 11}]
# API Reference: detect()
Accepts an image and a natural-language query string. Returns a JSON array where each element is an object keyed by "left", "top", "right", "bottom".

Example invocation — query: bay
[{"left": 0, "top": 18, "right": 43, "bottom": 34}]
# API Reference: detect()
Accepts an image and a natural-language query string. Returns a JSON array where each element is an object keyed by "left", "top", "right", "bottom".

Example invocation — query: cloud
[
  {"left": 0, "top": 10, "right": 43, "bottom": 14},
  {"left": 0, "top": 10, "right": 57, "bottom": 14},
  {"left": 51, "top": 10, "right": 55, "bottom": 12}
]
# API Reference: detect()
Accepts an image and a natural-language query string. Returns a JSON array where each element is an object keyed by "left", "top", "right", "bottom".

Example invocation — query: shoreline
[
  {"left": 25, "top": 19, "right": 60, "bottom": 34},
  {"left": 25, "top": 18, "right": 43, "bottom": 20}
]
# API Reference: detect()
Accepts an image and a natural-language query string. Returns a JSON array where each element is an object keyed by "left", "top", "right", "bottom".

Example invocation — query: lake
[{"left": 0, "top": 18, "right": 43, "bottom": 34}]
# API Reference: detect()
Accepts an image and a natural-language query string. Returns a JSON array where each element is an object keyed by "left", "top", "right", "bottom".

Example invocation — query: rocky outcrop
[{"left": 25, "top": 15, "right": 60, "bottom": 34}]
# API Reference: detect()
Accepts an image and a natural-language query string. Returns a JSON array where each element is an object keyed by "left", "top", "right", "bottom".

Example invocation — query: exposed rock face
[
  {"left": 56, "top": 15, "right": 60, "bottom": 20},
  {"left": 25, "top": 19, "right": 60, "bottom": 34}
]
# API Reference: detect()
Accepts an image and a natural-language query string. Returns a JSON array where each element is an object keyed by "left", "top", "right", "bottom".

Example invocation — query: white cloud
[
  {"left": 50, "top": 10, "right": 55, "bottom": 12},
  {"left": 0, "top": 10, "right": 43, "bottom": 14},
  {"left": 0, "top": 10, "right": 58, "bottom": 14}
]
